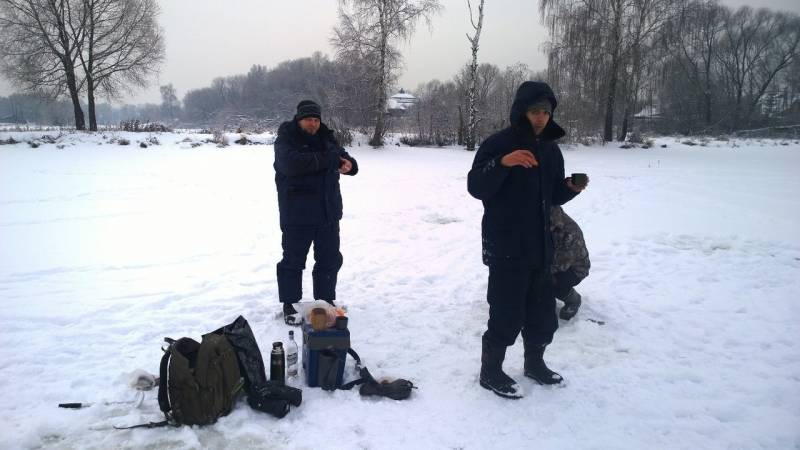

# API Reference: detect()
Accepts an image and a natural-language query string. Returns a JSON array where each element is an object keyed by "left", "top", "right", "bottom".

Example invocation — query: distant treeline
[
  {"left": 2, "top": 0, "right": 798, "bottom": 143},
  {"left": 0, "top": 93, "right": 169, "bottom": 127}
]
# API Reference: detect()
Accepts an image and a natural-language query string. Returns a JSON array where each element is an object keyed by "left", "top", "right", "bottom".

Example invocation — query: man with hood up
[
  {"left": 468, "top": 81, "right": 587, "bottom": 399},
  {"left": 274, "top": 100, "right": 358, "bottom": 325}
]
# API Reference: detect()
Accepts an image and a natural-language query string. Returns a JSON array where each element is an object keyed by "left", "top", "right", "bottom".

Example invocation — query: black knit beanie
[{"left": 295, "top": 100, "right": 322, "bottom": 120}]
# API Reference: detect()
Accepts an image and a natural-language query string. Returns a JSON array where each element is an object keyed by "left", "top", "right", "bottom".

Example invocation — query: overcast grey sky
[{"left": 1, "top": 0, "right": 798, "bottom": 104}]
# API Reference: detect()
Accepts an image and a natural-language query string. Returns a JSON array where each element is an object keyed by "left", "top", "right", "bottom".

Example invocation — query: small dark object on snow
[
  {"left": 246, "top": 381, "right": 303, "bottom": 418},
  {"left": 359, "top": 377, "right": 416, "bottom": 400}
]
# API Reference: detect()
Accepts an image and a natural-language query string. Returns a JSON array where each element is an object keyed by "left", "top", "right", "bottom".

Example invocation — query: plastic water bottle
[
  {"left": 270, "top": 342, "right": 285, "bottom": 384},
  {"left": 286, "top": 331, "right": 299, "bottom": 378}
]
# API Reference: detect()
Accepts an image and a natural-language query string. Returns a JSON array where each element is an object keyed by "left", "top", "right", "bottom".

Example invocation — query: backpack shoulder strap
[
  {"left": 157, "top": 339, "right": 173, "bottom": 417},
  {"left": 121, "top": 339, "right": 177, "bottom": 430}
]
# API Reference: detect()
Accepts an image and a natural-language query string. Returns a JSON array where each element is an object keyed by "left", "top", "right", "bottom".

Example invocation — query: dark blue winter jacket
[
  {"left": 274, "top": 120, "right": 358, "bottom": 228},
  {"left": 467, "top": 81, "right": 577, "bottom": 268}
]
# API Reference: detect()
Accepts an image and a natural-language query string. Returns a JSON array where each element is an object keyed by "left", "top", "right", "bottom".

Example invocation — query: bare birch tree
[
  {"left": 333, "top": 0, "right": 442, "bottom": 147},
  {"left": 464, "top": 0, "right": 484, "bottom": 151}
]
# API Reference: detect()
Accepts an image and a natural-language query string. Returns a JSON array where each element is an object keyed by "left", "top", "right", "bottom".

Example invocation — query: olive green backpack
[
  {"left": 121, "top": 333, "right": 244, "bottom": 428},
  {"left": 157, "top": 334, "right": 244, "bottom": 426}
]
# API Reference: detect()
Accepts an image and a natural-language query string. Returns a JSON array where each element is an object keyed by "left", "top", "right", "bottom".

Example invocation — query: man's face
[
  {"left": 298, "top": 117, "right": 321, "bottom": 135},
  {"left": 526, "top": 109, "right": 550, "bottom": 135}
]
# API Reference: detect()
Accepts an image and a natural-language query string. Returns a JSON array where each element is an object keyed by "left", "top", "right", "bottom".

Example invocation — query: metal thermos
[{"left": 270, "top": 342, "right": 285, "bottom": 384}]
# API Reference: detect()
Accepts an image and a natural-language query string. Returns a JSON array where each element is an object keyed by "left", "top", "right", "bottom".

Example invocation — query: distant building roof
[
  {"left": 391, "top": 93, "right": 416, "bottom": 100},
  {"left": 634, "top": 106, "right": 661, "bottom": 118},
  {"left": 388, "top": 90, "right": 417, "bottom": 112}
]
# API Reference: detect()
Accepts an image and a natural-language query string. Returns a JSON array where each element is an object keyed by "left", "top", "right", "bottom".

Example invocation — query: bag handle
[
  {"left": 115, "top": 339, "right": 177, "bottom": 430},
  {"left": 339, "top": 348, "right": 376, "bottom": 390},
  {"left": 157, "top": 338, "right": 173, "bottom": 417}
]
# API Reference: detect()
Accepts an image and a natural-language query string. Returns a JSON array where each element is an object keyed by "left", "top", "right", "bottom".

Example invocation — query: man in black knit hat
[
  {"left": 274, "top": 100, "right": 358, "bottom": 325},
  {"left": 468, "top": 82, "right": 587, "bottom": 399}
]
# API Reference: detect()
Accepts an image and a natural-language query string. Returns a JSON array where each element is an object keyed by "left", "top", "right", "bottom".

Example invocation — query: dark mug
[
  {"left": 571, "top": 173, "right": 588, "bottom": 188},
  {"left": 335, "top": 316, "right": 348, "bottom": 330}
]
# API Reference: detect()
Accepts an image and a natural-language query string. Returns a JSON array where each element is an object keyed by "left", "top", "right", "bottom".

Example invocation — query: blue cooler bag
[{"left": 302, "top": 323, "right": 350, "bottom": 389}]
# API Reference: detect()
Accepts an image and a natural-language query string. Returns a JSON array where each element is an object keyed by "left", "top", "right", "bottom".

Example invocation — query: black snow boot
[
  {"left": 479, "top": 336, "right": 523, "bottom": 399},
  {"left": 523, "top": 341, "right": 563, "bottom": 385},
  {"left": 559, "top": 288, "right": 582, "bottom": 321},
  {"left": 283, "top": 303, "right": 301, "bottom": 326}
]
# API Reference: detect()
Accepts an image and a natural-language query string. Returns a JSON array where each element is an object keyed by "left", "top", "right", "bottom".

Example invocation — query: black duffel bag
[{"left": 214, "top": 315, "right": 302, "bottom": 418}]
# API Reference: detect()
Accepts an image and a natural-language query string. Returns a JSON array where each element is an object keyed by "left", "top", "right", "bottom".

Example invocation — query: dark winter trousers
[
  {"left": 277, "top": 222, "right": 343, "bottom": 304},
  {"left": 553, "top": 268, "right": 582, "bottom": 300},
  {"left": 484, "top": 265, "right": 558, "bottom": 348}
]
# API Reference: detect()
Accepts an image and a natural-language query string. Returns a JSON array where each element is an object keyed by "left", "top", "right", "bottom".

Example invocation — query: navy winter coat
[
  {"left": 274, "top": 120, "right": 358, "bottom": 227},
  {"left": 467, "top": 82, "right": 577, "bottom": 268}
]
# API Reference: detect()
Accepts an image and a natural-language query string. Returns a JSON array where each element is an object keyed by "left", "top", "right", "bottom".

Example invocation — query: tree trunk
[
  {"left": 466, "top": 69, "right": 478, "bottom": 151},
  {"left": 63, "top": 58, "right": 85, "bottom": 131},
  {"left": 703, "top": 54, "right": 713, "bottom": 127},
  {"left": 87, "top": 77, "right": 97, "bottom": 131},
  {"left": 369, "top": 10, "right": 389, "bottom": 148},
  {"left": 619, "top": 41, "right": 642, "bottom": 142},
  {"left": 87, "top": 2, "right": 97, "bottom": 132},
  {"left": 370, "top": 109, "right": 385, "bottom": 147},
  {"left": 603, "top": 5, "right": 623, "bottom": 142},
  {"left": 603, "top": 61, "right": 619, "bottom": 142},
  {"left": 732, "top": 86, "right": 743, "bottom": 132},
  {"left": 458, "top": 106, "right": 464, "bottom": 146},
  {"left": 618, "top": 106, "right": 629, "bottom": 141},
  {"left": 465, "top": 0, "right": 484, "bottom": 152}
]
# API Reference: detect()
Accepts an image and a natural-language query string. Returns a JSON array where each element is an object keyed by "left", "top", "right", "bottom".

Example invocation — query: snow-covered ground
[{"left": 1, "top": 132, "right": 798, "bottom": 449}]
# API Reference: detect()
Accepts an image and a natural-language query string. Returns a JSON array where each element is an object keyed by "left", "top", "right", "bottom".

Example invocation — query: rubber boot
[
  {"left": 523, "top": 340, "right": 563, "bottom": 385},
  {"left": 479, "top": 335, "right": 523, "bottom": 399},
  {"left": 559, "top": 288, "right": 582, "bottom": 321},
  {"left": 283, "top": 303, "right": 301, "bottom": 326}
]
